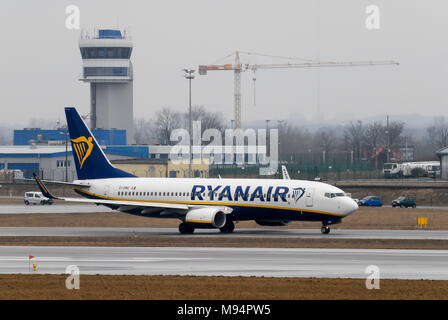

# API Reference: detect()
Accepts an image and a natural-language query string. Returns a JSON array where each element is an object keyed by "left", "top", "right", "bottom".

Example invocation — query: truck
[{"left": 383, "top": 161, "right": 440, "bottom": 179}]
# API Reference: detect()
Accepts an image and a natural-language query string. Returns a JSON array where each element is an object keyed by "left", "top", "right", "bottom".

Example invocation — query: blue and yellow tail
[{"left": 65, "top": 107, "right": 136, "bottom": 180}]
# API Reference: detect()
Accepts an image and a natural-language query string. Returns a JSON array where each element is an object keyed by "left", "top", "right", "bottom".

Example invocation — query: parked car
[
  {"left": 392, "top": 195, "right": 416, "bottom": 208},
  {"left": 24, "top": 192, "right": 53, "bottom": 205},
  {"left": 358, "top": 196, "right": 382, "bottom": 207}
]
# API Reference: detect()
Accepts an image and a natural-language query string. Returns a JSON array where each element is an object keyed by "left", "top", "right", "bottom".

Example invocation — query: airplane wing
[
  {"left": 32, "top": 173, "right": 232, "bottom": 214},
  {"left": 21, "top": 178, "right": 87, "bottom": 188},
  {"left": 60, "top": 197, "right": 190, "bottom": 210}
]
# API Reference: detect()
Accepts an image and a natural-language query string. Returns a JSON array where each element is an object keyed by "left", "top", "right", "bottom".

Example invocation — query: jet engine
[{"left": 185, "top": 207, "right": 227, "bottom": 228}]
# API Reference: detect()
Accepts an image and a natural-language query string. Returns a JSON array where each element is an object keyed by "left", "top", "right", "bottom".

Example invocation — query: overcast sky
[{"left": 0, "top": 1, "right": 446, "bottom": 128}]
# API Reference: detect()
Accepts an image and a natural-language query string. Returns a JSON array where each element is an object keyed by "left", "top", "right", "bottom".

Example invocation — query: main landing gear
[
  {"left": 219, "top": 220, "right": 235, "bottom": 233},
  {"left": 178, "top": 220, "right": 235, "bottom": 234},
  {"left": 178, "top": 222, "right": 195, "bottom": 234},
  {"left": 321, "top": 226, "right": 330, "bottom": 234}
]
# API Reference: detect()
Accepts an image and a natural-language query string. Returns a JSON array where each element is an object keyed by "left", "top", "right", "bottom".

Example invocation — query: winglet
[
  {"left": 33, "top": 173, "right": 58, "bottom": 200},
  {"left": 281, "top": 165, "right": 291, "bottom": 180}
]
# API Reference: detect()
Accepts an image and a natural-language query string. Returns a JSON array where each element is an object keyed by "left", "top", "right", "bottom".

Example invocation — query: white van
[{"left": 24, "top": 192, "right": 53, "bottom": 205}]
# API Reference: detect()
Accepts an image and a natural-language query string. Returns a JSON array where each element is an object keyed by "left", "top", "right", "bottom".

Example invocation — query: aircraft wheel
[
  {"left": 179, "top": 222, "right": 194, "bottom": 234},
  {"left": 321, "top": 226, "right": 330, "bottom": 234},
  {"left": 219, "top": 220, "right": 235, "bottom": 233}
]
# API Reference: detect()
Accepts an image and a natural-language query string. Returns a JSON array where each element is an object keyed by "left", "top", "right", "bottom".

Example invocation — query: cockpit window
[{"left": 325, "top": 192, "right": 346, "bottom": 198}]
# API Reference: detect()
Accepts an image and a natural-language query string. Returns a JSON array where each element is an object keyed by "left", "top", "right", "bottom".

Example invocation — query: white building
[
  {"left": 0, "top": 145, "right": 133, "bottom": 181},
  {"left": 436, "top": 147, "right": 448, "bottom": 180}
]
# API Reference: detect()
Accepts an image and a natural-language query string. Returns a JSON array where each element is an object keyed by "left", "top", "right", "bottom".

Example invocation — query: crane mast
[
  {"left": 234, "top": 51, "right": 242, "bottom": 129},
  {"left": 199, "top": 51, "right": 399, "bottom": 129}
]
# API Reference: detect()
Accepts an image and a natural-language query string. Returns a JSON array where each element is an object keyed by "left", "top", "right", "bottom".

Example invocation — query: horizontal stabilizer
[
  {"left": 22, "top": 178, "right": 88, "bottom": 188},
  {"left": 33, "top": 173, "right": 58, "bottom": 200}
]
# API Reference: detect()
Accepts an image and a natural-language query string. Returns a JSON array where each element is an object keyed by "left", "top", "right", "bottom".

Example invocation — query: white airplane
[{"left": 34, "top": 107, "right": 358, "bottom": 234}]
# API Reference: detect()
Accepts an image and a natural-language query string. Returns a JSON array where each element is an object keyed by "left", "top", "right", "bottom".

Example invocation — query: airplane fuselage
[{"left": 73, "top": 177, "right": 358, "bottom": 224}]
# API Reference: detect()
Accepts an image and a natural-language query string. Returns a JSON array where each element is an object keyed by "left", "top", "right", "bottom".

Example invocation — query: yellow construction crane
[{"left": 199, "top": 50, "right": 399, "bottom": 129}]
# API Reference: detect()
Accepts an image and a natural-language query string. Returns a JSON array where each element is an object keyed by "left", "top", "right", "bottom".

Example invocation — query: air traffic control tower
[{"left": 79, "top": 29, "right": 134, "bottom": 144}]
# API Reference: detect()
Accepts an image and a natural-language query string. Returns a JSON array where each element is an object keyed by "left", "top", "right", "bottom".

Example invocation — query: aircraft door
[
  {"left": 103, "top": 185, "right": 110, "bottom": 197},
  {"left": 305, "top": 188, "right": 314, "bottom": 207}
]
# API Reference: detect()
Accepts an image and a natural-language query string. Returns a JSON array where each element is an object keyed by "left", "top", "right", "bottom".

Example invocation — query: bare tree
[
  {"left": 134, "top": 118, "right": 157, "bottom": 144},
  {"left": 27, "top": 118, "right": 60, "bottom": 129},
  {"left": 0, "top": 126, "right": 13, "bottom": 145},
  {"left": 385, "top": 120, "right": 405, "bottom": 148},
  {"left": 364, "top": 121, "right": 384, "bottom": 150},
  {"left": 154, "top": 107, "right": 182, "bottom": 145},
  {"left": 314, "top": 129, "right": 335, "bottom": 154},
  {"left": 190, "top": 105, "right": 226, "bottom": 135},
  {"left": 427, "top": 116, "right": 448, "bottom": 149},
  {"left": 345, "top": 120, "right": 364, "bottom": 160},
  {"left": 278, "top": 121, "right": 312, "bottom": 161}
]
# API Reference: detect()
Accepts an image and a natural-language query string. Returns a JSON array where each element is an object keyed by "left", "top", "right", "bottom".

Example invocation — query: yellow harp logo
[{"left": 71, "top": 136, "right": 94, "bottom": 169}]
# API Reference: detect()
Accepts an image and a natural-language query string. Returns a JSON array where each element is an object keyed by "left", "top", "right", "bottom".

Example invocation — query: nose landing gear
[{"left": 321, "top": 218, "right": 341, "bottom": 234}]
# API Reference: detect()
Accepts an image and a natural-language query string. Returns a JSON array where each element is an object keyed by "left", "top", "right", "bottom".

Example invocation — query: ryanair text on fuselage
[{"left": 190, "top": 185, "right": 306, "bottom": 203}]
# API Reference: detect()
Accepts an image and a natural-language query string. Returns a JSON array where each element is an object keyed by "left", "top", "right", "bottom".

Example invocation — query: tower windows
[{"left": 80, "top": 47, "right": 132, "bottom": 59}]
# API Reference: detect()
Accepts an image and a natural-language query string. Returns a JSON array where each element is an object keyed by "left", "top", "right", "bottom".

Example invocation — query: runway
[
  {"left": 1, "top": 226, "right": 447, "bottom": 240},
  {"left": 0, "top": 246, "right": 447, "bottom": 279},
  {"left": 1, "top": 203, "right": 448, "bottom": 215}
]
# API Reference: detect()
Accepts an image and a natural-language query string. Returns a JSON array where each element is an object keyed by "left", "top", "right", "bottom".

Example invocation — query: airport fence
[{"left": 209, "top": 162, "right": 383, "bottom": 180}]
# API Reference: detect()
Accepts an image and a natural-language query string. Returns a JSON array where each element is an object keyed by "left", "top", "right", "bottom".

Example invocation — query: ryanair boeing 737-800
[{"left": 33, "top": 107, "right": 358, "bottom": 234}]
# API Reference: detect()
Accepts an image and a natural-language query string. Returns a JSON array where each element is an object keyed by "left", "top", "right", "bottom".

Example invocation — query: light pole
[
  {"left": 60, "top": 131, "right": 69, "bottom": 182},
  {"left": 266, "top": 120, "right": 270, "bottom": 157},
  {"left": 386, "top": 115, "right": 390, "bottom": 163},
  {"left": 277, "top": 120, "right": 285, "bottom": 162},
  {"left": 183, "top": 69, "right": 195, "bottom": 178}
]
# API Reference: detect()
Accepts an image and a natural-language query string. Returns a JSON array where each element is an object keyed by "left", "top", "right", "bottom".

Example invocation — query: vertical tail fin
[{"left": 65, "top": 107, "right": 136, "bottom": 180}]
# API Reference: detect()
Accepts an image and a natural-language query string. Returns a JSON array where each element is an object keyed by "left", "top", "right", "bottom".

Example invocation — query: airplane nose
[{"left": 344, "top": 198, "right": 358, "bottom": 216}]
